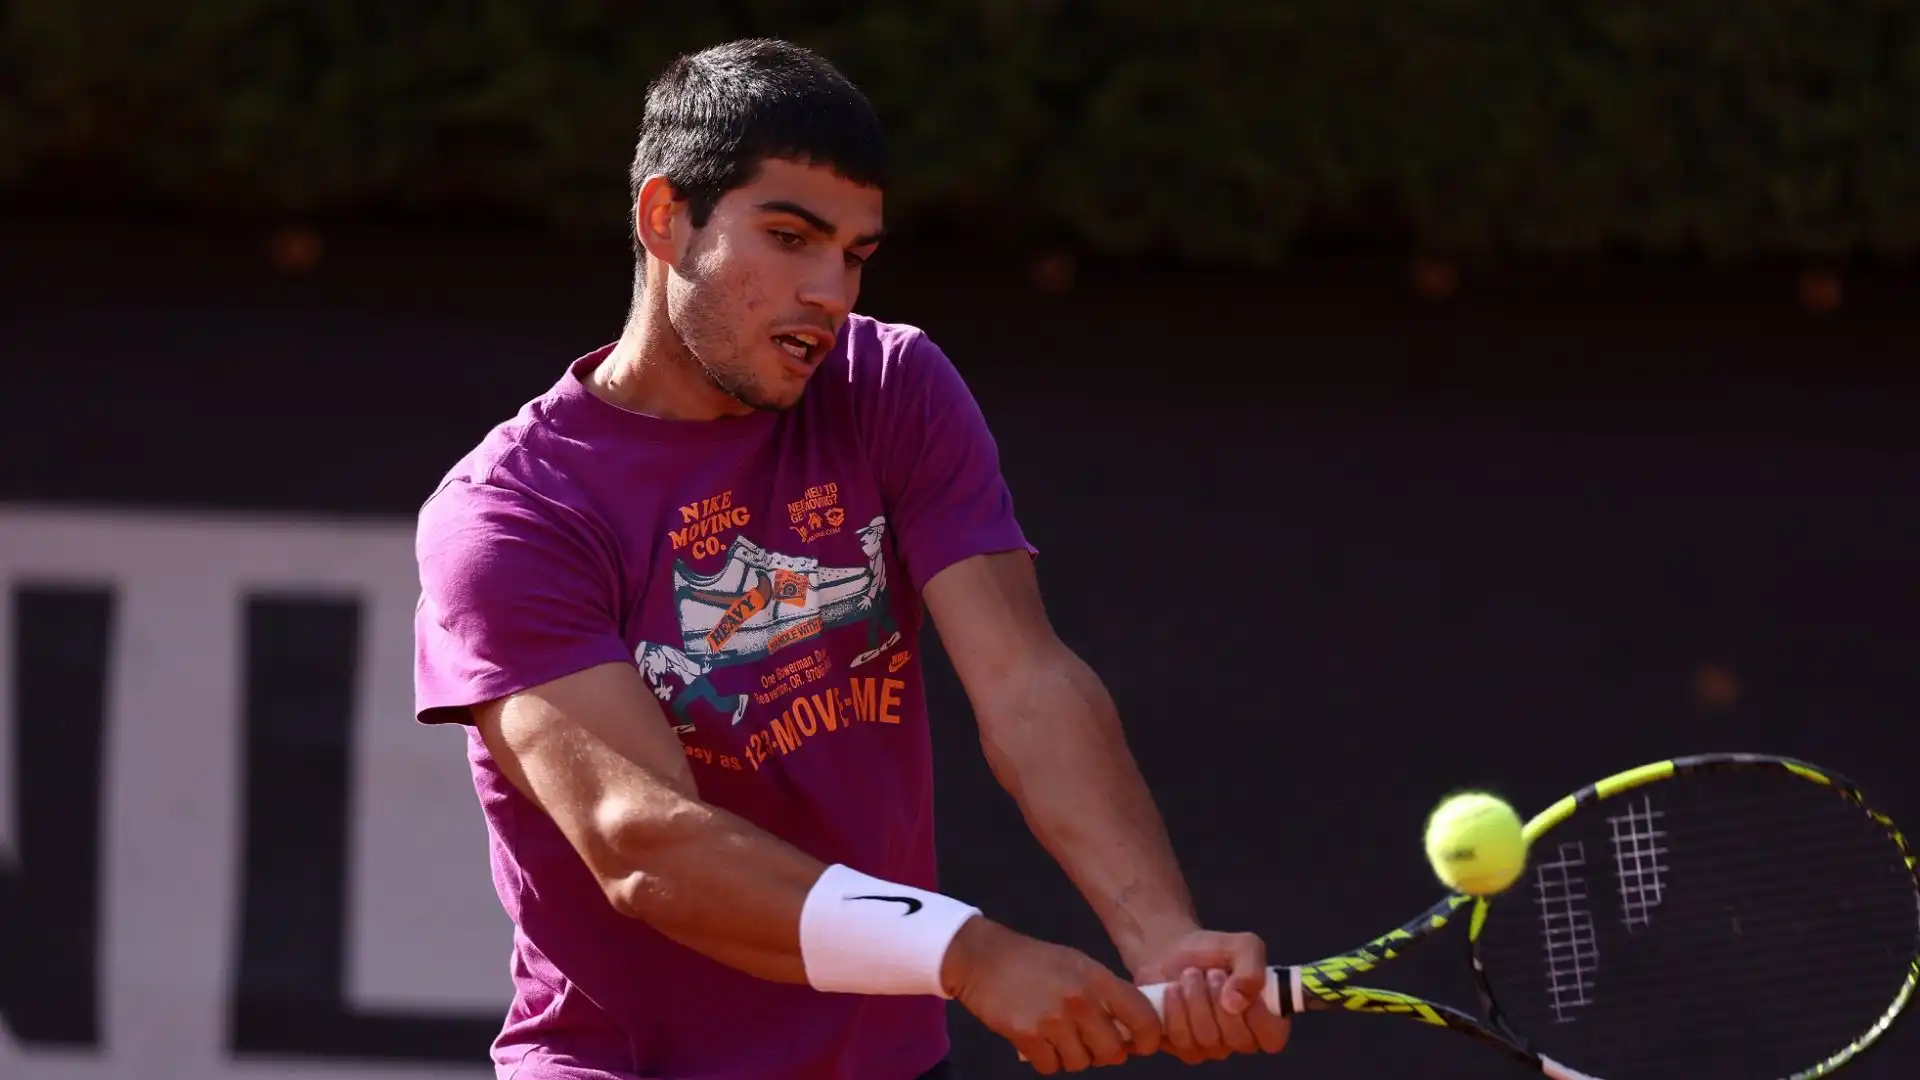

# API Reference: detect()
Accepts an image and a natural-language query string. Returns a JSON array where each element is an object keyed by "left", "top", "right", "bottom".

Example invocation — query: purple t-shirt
[{"left": 412, "top": 315, "right": 1031, "bottom": 1080}]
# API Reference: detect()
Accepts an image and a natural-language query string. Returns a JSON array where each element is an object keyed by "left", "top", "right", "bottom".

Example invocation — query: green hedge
[{"left": 6, "top": 0, "right": 1919, "bottom": 263}]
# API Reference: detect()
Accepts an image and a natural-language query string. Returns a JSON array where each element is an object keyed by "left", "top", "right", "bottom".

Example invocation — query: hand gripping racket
[{"left": 1126, "top": 753, "right": 1919, "bottom": 1079}]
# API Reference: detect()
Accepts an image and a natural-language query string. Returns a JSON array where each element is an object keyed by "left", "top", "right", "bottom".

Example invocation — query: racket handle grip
[
  {"left": 1015, "top": 967, "right": 1288, "bottom": 1062},
  {"left": 1138, "top": 967, "right": 1287, "bottom": 1019}
]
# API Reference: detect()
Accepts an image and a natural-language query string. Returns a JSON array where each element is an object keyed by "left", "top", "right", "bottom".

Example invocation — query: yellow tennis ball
[{"left": 1424, "top": 791, "right": 1528, "bottom": 896}]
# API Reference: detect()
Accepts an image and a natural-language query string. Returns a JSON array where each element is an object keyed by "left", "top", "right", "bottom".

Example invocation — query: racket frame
[{"left": 1261, "top": 752, "right": 1919, "bottom": 1080}]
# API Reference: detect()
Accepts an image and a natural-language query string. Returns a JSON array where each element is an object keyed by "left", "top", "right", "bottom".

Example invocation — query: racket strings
[{"left": 1475, "top": 771, "right": 1918, "bottom": 1080}]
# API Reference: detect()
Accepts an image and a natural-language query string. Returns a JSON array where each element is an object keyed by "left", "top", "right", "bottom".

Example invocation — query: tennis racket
[{"left": 1125, "top": 753, "right": 1919, "bottom": 1079}]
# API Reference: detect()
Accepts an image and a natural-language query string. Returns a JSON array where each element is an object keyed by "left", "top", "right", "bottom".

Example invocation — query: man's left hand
[{"left": 1131, "top": 930, "right": 1291, "bottom": 1065}]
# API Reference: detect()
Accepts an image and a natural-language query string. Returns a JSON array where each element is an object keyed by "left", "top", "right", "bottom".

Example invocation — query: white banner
[{"left": 0, "top": 505, "right": 507, "bottom": 1080}]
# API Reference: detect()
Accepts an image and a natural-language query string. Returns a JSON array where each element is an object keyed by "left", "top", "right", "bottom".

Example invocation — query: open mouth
[{"left": 772, "top": 331, "right": 827, "bottom": 365}]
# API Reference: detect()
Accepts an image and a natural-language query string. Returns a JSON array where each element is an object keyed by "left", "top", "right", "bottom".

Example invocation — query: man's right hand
[{"left": 941, "top": 918, "right": 1162, "bottom": 1074}]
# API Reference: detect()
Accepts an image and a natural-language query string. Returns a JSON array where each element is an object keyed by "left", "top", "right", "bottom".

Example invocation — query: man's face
[{"left": 665, "top": 158, "right": 885, "bottom": 413}]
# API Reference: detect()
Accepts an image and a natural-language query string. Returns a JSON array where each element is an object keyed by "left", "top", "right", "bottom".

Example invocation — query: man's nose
[{"left": 797, "top": 259, "right": 853, "bottom": 321}]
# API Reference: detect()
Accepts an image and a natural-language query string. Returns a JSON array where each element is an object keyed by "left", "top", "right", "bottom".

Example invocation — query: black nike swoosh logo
[{"left": 849, "top": 894, "right": 923, "bottom": 915}]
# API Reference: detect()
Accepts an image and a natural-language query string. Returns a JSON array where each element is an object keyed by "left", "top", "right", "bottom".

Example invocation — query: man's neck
[{"left": 586, "top": 308, "right": 749, "bottom": 422}]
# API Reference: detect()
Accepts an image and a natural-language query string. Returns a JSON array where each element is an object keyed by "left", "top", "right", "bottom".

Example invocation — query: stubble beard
[{"left": 667, "top": 255, "right": 796, "bottom": 415}]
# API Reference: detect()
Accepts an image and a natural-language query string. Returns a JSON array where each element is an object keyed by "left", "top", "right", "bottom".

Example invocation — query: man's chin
[
  {"left": 706, "top": 370, "right": 805, "bottom": 414},
  {"left": 729, "top": 383, "right": 806, "bottom": 415}
]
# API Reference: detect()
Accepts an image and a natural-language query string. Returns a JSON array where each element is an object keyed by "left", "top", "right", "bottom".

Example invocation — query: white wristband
[{"left": 799, "top": 863, "right": 982, "bottom": 998}]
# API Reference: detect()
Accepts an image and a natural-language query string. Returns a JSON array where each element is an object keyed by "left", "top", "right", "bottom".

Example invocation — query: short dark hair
[{"left": 629, "top": 39, "right": 889, "bottom": 239}]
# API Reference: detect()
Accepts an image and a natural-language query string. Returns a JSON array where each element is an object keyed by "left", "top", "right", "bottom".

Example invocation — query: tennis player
[{"left": 413, "top": 38, "right": 1289, "bottom": 1080}]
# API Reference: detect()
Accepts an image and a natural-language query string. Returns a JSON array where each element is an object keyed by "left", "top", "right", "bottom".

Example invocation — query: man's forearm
[
  {"left": 977, "top": 648, "right": 1200, "bottom": 974},
  {"left": 601, "top": 791, "right": 989, "bottom": 996},
  {"left": 478, "top": 664, "right": 986, "bottom": 999},
  {"left": 601, "top": 794, "right": 827, "bottom": 982}
]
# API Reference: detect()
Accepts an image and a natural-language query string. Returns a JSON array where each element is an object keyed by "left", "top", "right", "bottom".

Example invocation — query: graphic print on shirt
[
  {"left": 635, "top": 512, "right": 902, "bottom": 734},
  {"left": 637, "top": 641, "right": 749, "bottom": 733},
  {"left": 787, "top": 482, "right": 847, "bottom": 544}
]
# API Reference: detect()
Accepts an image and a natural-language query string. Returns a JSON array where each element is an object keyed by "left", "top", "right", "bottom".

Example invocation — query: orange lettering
[
  {"left": 672, "top": 493, "right": 744, "bottom": 547},
  {"left": 880, "top": 679, "right": 904, "bottom": 724},
  {"left": 848, "top": 679, "right": 876, "bottom": 723},
  {"left": 772, "top": 715, "right": 798, "bottom": 752},
  {"left": 791, "top": 698, "right": 819, "bottom": 738},
  {"left": 766, "top": 615, "right": 822, "bottom": 653},
  {"left": 706, "top": 588, "right": 771, "bottom": 652},
  {"left": 811, "top": 691, "right": 840, "bottom": 732}
]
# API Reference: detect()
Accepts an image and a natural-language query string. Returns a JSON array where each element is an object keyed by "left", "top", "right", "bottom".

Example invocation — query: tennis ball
[{"left": 1424, "top": 791, "right": 1528, "bottom": 896}]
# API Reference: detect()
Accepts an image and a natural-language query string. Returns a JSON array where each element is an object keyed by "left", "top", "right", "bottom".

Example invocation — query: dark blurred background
[{"left": 2, "top": 4, "right": 1917, "bottom": 1079}]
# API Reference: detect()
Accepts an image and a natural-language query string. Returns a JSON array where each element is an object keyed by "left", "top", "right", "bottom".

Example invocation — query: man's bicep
[
  {"left": 475, "top": 661, "right": 697, "bottom": 884},
  {"left": 923, "top": 550, "right": 1067, "bottom": 705}
]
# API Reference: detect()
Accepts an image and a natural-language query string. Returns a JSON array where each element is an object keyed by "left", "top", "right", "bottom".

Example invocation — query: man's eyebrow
[{"left": 757, "top": 199, "right": 886, "bottom": 247}]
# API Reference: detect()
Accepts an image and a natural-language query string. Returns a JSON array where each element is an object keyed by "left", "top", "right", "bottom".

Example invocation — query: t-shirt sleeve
[
  {"left": 413, "top": 477, "right": 634, "bottom": 725},
  {"left": 868, "top": 330, "right": 1035, "bottom": 595}
]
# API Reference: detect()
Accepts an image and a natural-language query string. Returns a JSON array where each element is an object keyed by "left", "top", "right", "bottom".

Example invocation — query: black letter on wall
[
  {"left": 0, "top": 585, "right": 112, "bottom": 1047},
  {"left": 230, "top": 594, "right": 497, "bottom": 1064}
]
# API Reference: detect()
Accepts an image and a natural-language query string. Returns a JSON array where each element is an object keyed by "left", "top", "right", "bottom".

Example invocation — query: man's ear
[{"left": 634, "top": 174, "right": 690, "bottom": 270}]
